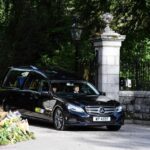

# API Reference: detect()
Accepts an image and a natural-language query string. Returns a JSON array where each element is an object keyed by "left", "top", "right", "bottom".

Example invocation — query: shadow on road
[{"left": 28, "top": 119, "right": 108, "bottom": 132}]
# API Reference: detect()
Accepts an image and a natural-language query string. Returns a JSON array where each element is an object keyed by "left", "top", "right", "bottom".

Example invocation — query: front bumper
[{"left": 64, "top": 111, "right": 124, "bottom": 127}]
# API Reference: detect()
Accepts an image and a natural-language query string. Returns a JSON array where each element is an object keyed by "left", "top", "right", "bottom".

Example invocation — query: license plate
[{"left": 93, "top": 117, "right": 111, "bottom": 122}]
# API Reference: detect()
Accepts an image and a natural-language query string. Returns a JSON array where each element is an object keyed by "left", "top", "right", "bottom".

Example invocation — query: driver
[{"left": 73, "top": 85, "right": 80, "bottom": 93}]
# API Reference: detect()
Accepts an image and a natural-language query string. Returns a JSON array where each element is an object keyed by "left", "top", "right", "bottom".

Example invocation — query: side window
[
  {"left": 23, "top": 73, "right": 42, "bottom": 91},
  {"left": 40, "top": 80, "right": 49, "bottom": 92},
  {"left": 3, "top": 70, "right": 29, "bottom": 88},
  {"left": 81, "top": 84, "right": 95, "bottom": 95}
]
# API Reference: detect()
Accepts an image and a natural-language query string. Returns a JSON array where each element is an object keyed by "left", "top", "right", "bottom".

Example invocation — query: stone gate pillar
[{"left": 93, "top": 13, "right": 126, "bottom": 101}]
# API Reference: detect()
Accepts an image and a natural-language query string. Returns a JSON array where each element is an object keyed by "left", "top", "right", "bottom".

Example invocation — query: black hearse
[{"left": 0, "top": 66, "right": 124, "bottom": 130}]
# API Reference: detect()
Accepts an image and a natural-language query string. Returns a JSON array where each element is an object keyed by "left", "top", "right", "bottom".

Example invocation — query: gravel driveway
[{"left": 0, "top": 122, "right": 150, "bottom": 150}]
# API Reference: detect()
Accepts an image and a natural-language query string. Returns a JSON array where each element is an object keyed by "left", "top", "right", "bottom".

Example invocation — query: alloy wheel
[{"left": 54, "top": 108, "right": 65, "bottom": 130}]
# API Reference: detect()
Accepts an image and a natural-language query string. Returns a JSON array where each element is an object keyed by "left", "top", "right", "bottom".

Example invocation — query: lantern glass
[{"left": 71, "top": 23, "right": 82, "bottom": 41}]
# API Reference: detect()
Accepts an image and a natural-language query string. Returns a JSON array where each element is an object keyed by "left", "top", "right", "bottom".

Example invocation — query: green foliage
[
  {"left": 121, "top": 34, "right": 150, "bottom": 64},
  {"left": 0, "top": 0, "right": 150, "bottom": 81},
  {"left": 0, "top": 0, "right": 5, "bottom": 23},
  {"left": 108, "top": 0, "right": 150, "bottom": 71},
  {"left": 39, "top": 42, "right": 76, "bottom": 71},
  {"left": 110, "top": 0, "right": 150, "bottom": 33},
  {"left": 79, "top": 41, "right": 94, "bottom": 65},
  {"left": 0, "top": 0, "right": 73, "bottom": 77}
]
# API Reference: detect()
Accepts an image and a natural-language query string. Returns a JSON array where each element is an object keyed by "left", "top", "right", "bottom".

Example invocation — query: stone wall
[{"left": 119, "top": 91, "right": 150, "bottom": 120}]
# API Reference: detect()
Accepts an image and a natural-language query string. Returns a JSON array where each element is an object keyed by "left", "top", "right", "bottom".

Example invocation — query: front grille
[{"left": 85, "top": 106, "right": 115, "bottom": 115}]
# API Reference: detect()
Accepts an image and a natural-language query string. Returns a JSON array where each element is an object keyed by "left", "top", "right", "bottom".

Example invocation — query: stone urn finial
[
  {"left": 102, "top": 13, "right": 113, "bottom": 33},
  {"left": 103, "top": 13, "right": 113, "bottom": 25},
  {"left": 101, "top": 12, "right": 121, "bottom": 37}
]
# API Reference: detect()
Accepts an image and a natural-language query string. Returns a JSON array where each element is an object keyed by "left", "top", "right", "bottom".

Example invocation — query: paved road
[{"left": 1, "top": 123, "right": 150, "bottom": 150}]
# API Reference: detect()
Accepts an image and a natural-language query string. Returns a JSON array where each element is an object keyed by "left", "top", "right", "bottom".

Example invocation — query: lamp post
[{"left": 71, "top": 16, "right": 82, "bottom": 73}]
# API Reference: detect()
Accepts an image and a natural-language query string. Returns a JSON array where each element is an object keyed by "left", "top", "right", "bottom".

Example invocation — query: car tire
[
  {"left": 2, "top": 99, "right": 10, "bottom": 112},
  {"left": 53, "top": 108, "right": 66, "bottom": 130},
  {"left": 106, "top": 125, "right": 121, "bottom": 131}
]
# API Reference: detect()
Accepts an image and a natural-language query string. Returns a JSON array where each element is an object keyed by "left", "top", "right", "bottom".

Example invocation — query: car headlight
[
  {"left": 115, "top": 106, "right": 123, "bottom": 112},
  {"left": 67, "top": 104, "right": 85, "bottom": 113}
]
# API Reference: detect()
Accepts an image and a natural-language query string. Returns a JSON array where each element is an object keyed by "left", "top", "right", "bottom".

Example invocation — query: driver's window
[{"left": 81, "top": 84, "right": 95, "bottom": 95}]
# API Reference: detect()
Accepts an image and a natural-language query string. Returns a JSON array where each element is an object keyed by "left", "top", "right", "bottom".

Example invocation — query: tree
[{"left": 0, "top": 0, "right": 150, "bottom": 82}]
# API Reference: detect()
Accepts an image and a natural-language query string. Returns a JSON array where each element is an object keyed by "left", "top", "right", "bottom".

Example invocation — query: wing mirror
[{"left": 99, "top": 91, "right": 106, "bottom": 96}]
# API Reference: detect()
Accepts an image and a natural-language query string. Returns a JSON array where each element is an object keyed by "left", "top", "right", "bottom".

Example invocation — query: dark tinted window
[
  {"left": 23, "top": 73, "right": 43, "bottom": 91},
  {"left": 40, "top": 80, "right": 49, "bottom": 92},
  {"left": 51, "top": 81, "right": 99, "bottom": 95},
  {"left": 3, "top": 70, "right": 29, "bottom": 88}
]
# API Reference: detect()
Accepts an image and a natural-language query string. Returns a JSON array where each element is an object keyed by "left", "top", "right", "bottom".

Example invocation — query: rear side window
[
  {"left": 3, "top": 70, "right": 29, "bottom": 88},
  {"left": 23, "top": 73, "right": 43, "bottom": 91}
]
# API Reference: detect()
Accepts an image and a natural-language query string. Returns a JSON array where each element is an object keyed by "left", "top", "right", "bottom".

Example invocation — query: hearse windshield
[{"left": 51, "top": 81, "right": 99, "bottom": 96}]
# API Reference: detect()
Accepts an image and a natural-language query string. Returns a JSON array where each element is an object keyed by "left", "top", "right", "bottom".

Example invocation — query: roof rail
[{"left": 30, "top": 65, "right": 38, "bottom": 70}]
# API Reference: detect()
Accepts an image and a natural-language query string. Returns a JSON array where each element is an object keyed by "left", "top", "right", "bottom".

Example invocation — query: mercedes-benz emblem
[{"left": 99, "top": 107, "right": 105, "bottom": 113}]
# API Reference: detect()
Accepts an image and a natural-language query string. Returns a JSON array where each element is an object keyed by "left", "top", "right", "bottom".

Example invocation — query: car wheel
[
  {"left": 107, "top": 125, "right": 121, "bottom": 131},
  {"left": 53, "top": 108, "right": 66, "bottom": 130},
  {"left": 2, "top": 99, "right": 10, "bottom": 112}
]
